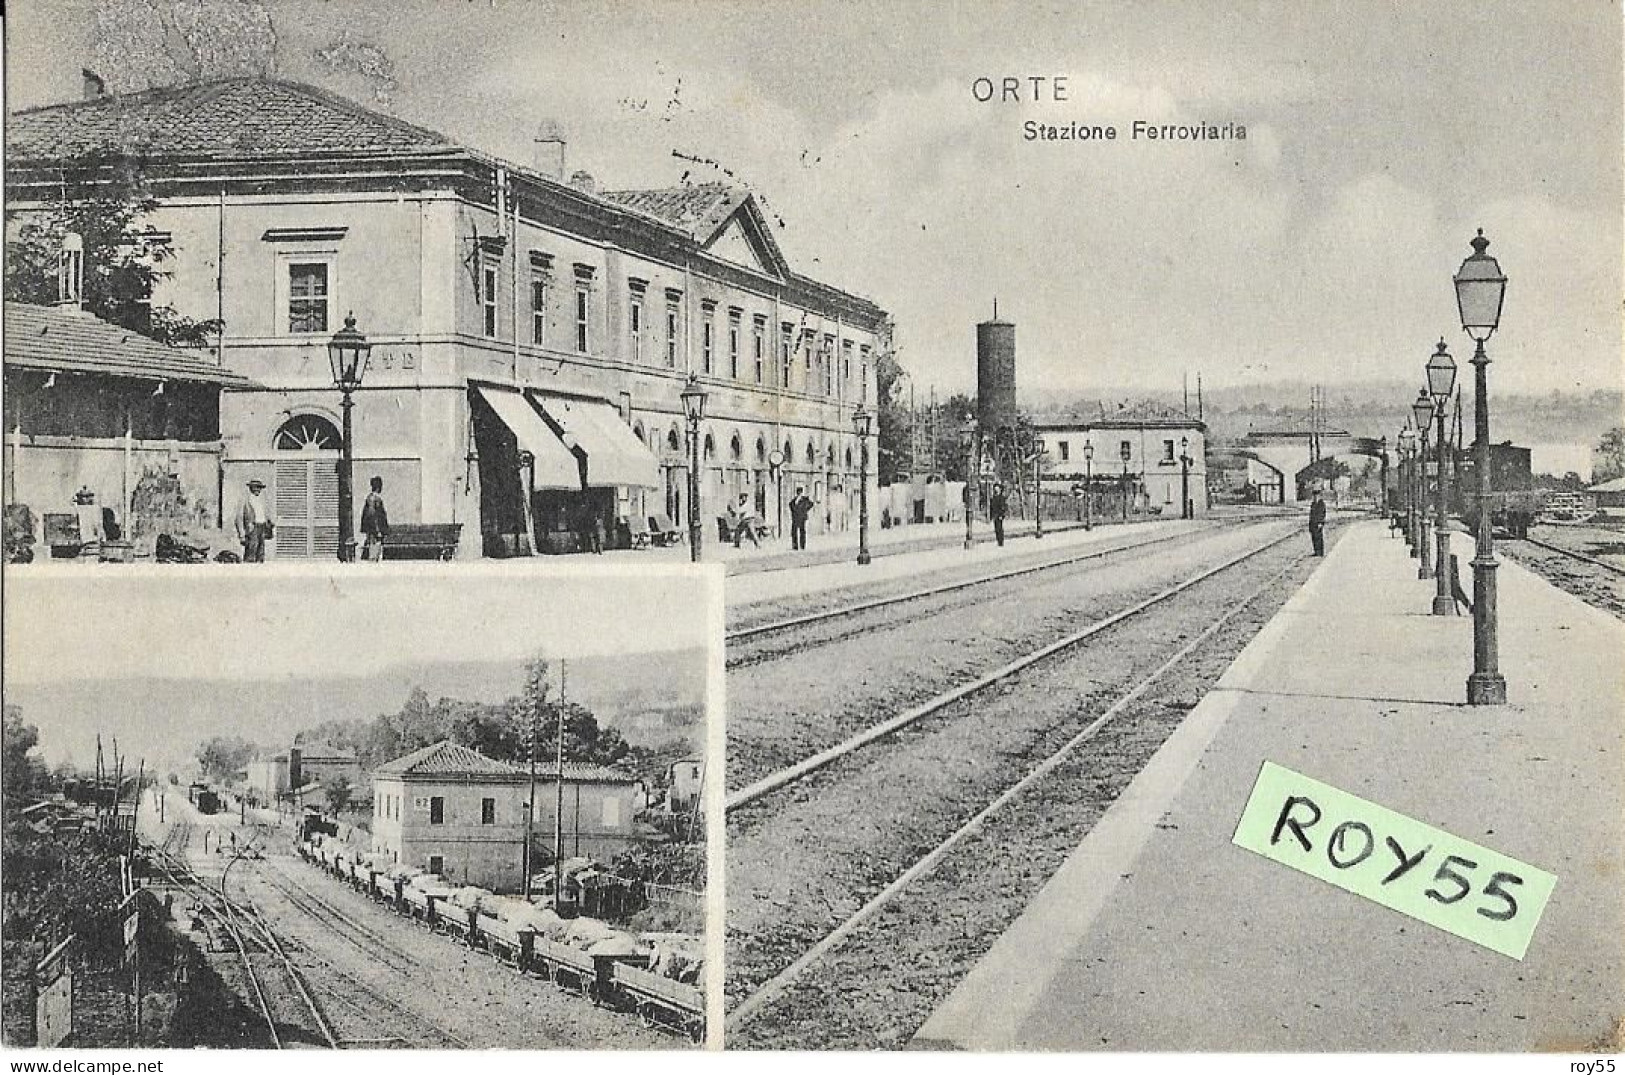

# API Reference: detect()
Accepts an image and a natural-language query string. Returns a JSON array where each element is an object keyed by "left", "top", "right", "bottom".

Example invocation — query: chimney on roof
[
  {"left": 535, "top": 120, "right": 567, "bottom": 180},
  {"left": 82, "top": 69, "right": 107, "bottom": 100},
  {"left": 568, "top": 170, "right": 597, "bottom": 195}
]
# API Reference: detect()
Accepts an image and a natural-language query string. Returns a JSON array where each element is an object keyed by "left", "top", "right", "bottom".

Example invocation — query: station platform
[{"left": 913, "top": 519, "right": 1624, "bottom": 1052}]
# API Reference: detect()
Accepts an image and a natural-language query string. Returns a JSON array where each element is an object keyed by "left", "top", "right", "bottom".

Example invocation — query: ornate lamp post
[
  {"left": 1029, "top": 431, "right": 1044, "bottom": 540},
  {"left": 1120, "top": 440, "right": 1132, "bottom": 523},
  {"left": 852, "top": 404, "right": 873, "bottom": 566},
  {"left": 1411, "top": 388, "right": 1435, "bottom": 580},
  {"left": 960, "top": 418, "right": 977, "bottom": 549},
  {"left": 1455, "top": 229, "right": 1509, "bottom": 705},
  {"left": 327, "top": 314, "right": 372, "bottom": 563},
  {"left": 1426, "top": 339, "right": 1458, "bottom": 614},
  {"left": 1398, "top": 425, "right": 1417, "bottom": 552},
  {"left": 1179, "top": 435, "right": 1193, "bottom": 520},
  {"left": 680, "top": 376, "right": 707, "bottom": 562},
  {"left": 1083, "top": 440, "right": 1094, "bottom": 530}
]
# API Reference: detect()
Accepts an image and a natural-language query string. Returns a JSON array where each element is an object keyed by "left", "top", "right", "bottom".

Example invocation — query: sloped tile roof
[
  {"left": 1588, "top": 477, "right": 1625, "bottom": 494},
  {"left": 601, "top": 183, "right": 744, "bottom": 240},
  {"left": 4, "top": 302, "right": 255, "bottom": 386},
  {"left": 558, "top": 763, "right": 639, "bottom": 785},
  {"left": 6, "top": 78, "right": 456, "bottom": 162},
  {"left": 373, "top": 740, "right": 522, "bottom": 778}
]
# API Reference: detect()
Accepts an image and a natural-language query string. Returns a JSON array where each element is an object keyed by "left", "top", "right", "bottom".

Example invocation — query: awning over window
[
  {"left": 532, "top": 395, "right": 660, "bottom": 489},
  {"left": 474, "top": 386, "right": 580, "bottom": 490}
]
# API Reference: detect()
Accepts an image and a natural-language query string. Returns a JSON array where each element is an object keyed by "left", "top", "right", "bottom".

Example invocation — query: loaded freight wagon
[{"left": 296, "top": 836, "right": 705, "bottom": 1041}]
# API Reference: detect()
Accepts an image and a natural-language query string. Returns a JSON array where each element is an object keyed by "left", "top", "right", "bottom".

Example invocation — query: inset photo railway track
[
  {"left": 144, "top": 812, "right": 675, "bottom": 1049},
  {"left": 723, "top": 515, "right": 1343, "bottom": 1049}
]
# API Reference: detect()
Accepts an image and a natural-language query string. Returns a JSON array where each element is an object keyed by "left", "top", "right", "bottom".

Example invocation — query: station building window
[
  {"left": 701, "top": 301, "right": 717, "bottom": 374},
  {"left": 287, "top": 262, "right": 330, "bottom": 334}
]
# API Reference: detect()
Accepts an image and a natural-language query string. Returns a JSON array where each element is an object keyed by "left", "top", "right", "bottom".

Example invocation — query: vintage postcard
[{"left": 2, "top": 0, "right": 1621, "bottom": 1064}]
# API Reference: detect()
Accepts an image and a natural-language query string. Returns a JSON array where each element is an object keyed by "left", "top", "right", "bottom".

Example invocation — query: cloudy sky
[
  {"left": 4, "top": 566, "right": 717, "bottom": 768},
  {"left": 7, "top": 0, "right": 1621, "bottom": 397},
  {"left": 4, "top": 566, "right": 715, "bottom": 685}
]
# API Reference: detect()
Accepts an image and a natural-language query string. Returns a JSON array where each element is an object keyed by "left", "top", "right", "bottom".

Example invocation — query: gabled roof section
[
  {"left": 3, "top": 303, "right": 255, "bottom": 386},
  {"left": 6, "top": 78, "right": 457, "bottom": 162},
  {"left": 1038, "top": 400, "right": 1206, "bottom": 432},
  {"left": 555, "top": 763, "right": 640, "bottom": 785},
  {"left": 292, "top": 740, "right": 357, "bottom": 761},
  {"left": 373, "top": 740, "right": 521, "bottom": 779},
  {"left": 602, "top": 183, "right": 791, "bottom": 278}
]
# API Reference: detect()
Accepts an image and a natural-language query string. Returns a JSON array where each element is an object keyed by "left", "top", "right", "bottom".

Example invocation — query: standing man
[
  {"left": 788, "top": 486, "right": 815, "bottom": 551},
  {"left": 990, "top": 482, "right": 1008, "bottom": 547},
  {"left": 361, "top": 476, "right": 389, "bottom": 562},
  {"left": 1308, "top": 487, "right": 1327, "bottom": 556},
  {"left": 235, "top": 478, "right": 272, "bottom": 562}
]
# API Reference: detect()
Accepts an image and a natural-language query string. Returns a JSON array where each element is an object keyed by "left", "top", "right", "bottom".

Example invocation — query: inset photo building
[{"left": 3, "top": 566, "right": 721, "bottom": 1049}]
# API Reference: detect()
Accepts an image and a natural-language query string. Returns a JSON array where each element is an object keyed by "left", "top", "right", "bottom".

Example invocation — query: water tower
[{"left": 976, "top": 303, "right": 1018, "bottom": 475}]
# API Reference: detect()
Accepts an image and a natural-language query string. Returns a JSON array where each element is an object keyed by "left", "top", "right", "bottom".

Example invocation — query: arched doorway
[{"left": 272, "top": 414, "right": 341, "bottom": 558}]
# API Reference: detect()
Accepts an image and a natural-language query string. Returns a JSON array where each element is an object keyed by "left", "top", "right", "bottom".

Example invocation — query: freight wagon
[{"left": 295, "top": 837, "right": 704, "bottom": 1041}]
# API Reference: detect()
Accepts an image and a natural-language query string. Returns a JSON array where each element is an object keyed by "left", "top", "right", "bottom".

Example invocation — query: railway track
[
  {"left": 1519, "top": 535, "right": 1625, "bottom": 577},
  {"left": 725, "top": 522, "right": 1229, "bottom": 664},
  {"left": 151, "top": 846, "right": 336, "bottom": 1048},
  {"left": 725, "top": 523, "right": 1326, "bottom": 1041},
  {"left": 727, "top": 525, "right": 1297, "bottom": 812},
  {"left": 1504, "top": 531, "right": 1625, "bottom": 619},
  {"left": 254, "top": 860, "right": 421, "bottom": 975}
]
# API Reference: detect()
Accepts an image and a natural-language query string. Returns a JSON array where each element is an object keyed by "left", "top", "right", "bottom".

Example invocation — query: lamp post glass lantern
[
  {"left": 853, "top": 405, "right": 872, "bottom": 565},
  {"left": 1120, "top": 441, "right": 1132, "bottom": 523},
  {"left": 327, "top": 314, "right": 372, "bottom": 563},
  {"left": 1428, "top": 341, "right": 1458, "bottom": 615},
  {"left": 961, "top": 418, "right": 977, "bottom": 549},
  {"left": 1399, "top": 425, "right": 1417, "bottom": 553},
  {"left": 680, "top": 376, "right": 707, "bottom": 562},
  {"left": 1411, "top": 388, "right": 1435, "bottom": 579},
  {"left": 1179, "top": 435, "right": 1192, "bottom": 520},
  {"left": 1454, "top": 229, "right": 1508, "bottom": 705},
  {"left": 1083, "top": 441, "right": 1094, "bottom": 530}
]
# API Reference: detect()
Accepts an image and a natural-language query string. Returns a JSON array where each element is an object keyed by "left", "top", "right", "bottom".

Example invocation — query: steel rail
[
  {"left": 726, "top": 544, "right": 1307, "bottom": 1031},
  {"left": 257, "top": 861, "right": 420, "bottom": 973},
  {"left": 726, "top": 523, "right": 1221, "bottom": 644},
  {"left": 227, "top": 894, "right": 341, "bottom": 1049},
  {"left": 726, "top": 524, "right": 1298, "bottom": 811},
  {"left": 266, "top": 858, "right": 474, "bottom": 1048},
  {"left": 1517, "top": 535, "right": 1625, "bottom": 578},
  {"left": 151, "top": 848, "right": 283, "bottom": 1049}
]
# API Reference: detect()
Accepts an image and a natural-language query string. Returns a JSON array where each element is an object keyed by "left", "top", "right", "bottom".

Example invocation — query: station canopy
[
  {"left": 474, "top": 386, "right": 659, "bottom": 490},
  {"left": 531, "top": 393, "right": 659, "bottom": 489},
  {"left": 474, "top": 386, "right": 580, "bottom": 489}
]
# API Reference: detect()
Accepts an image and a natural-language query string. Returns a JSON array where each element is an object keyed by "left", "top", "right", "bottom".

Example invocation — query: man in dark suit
[
  {"left": 361, "top": 476, "right": 390, "bottom": 562},
  {"left": 788, "top": 487, "right": 815, "bottom": 550},
  {"left": 1308, "top": 488, "right": 1327, "bottom": 556},
  {"left": 990, "top": 483, "right": 1008, "bottom": 547}
]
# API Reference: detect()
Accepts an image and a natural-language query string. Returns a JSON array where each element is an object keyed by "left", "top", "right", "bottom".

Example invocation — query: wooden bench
[{"left": 381, "top": 523, "right": 462, "bottom": 561}]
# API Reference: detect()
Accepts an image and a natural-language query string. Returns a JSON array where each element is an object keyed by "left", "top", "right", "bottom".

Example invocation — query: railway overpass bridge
[{"left": 1210, "top": 429, "right": 1388, "bottom": 505}]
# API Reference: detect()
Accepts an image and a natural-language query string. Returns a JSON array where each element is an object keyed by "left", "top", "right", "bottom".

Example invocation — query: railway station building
[
  {"left": 6, "top": 78, "right": 888, "bottom": 558},
  {"left": 1034, "top": 403, "right": 1209, "bottom": 518},
  {"left": 369, "top": 740, "right": 641, "bottom": 891}
]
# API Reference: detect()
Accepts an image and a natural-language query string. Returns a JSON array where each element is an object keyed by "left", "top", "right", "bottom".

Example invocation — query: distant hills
[{"left": 11, "top": 646, "right": 708, "bottom": 777}]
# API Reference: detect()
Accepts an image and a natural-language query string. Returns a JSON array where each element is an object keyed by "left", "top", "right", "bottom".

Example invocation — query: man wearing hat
[{"left": 235, "top": 478, "right": 273, "bottom": 562}]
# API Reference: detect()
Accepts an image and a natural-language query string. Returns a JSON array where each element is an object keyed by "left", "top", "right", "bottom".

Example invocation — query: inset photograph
[{"left": 2, "top": 568, "right": 720, "bottom": 1049}]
